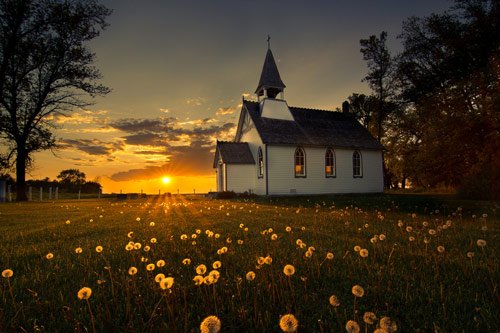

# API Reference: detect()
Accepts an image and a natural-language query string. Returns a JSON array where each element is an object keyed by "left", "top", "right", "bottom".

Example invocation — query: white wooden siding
[
  {"left": 266, "top": 146, "right": 383, "bottom": 195},
  {"left": 239, "top": 119, "right": 266, "bottom": 195},
  {"left": 226, "top": 164, "right": 255, "bottom": 193}
]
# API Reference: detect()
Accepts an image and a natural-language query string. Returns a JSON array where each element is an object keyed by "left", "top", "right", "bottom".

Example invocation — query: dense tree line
[{"left": 349, "top": 0, "right": 499, "bottom": 199}]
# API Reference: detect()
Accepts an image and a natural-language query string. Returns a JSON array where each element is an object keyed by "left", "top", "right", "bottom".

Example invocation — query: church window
[
  {"left": 257, "top": 147, "right": 264, "bottom": 178},
  {"left": 294, "top": 147, "right": 306, "bottom": 177},
  {"left": 325, "top": 148, "right": 336, "bottom": 177},
  {"left": 353, "top": 150, "right": 362, "bottom": 177}
]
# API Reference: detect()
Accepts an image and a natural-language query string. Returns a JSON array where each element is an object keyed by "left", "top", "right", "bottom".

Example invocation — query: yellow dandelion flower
[
  {"left": 75, "top": 247, "right": 83, "bottom": 254},
  {"left": 406, "top": 226, "right": 413, "bottom": 232},
  {"left": 127, "top": 231, "right": 134, "bottom": 238},
  {"left": 193, "top": 275, "right": 204, "bottom": 286},
  {"left": 65, "top": 220, "right": 71, "bottom": 225},
  {"left": 379, "top": 234, "right": 386, "bottom": 240},
  {"left": 244, "top": 227, "right": 249, "bottom": 232},
  {"left": 257, "top": 257, "right": 266, "bottom": 265},
  {"left": 150, "top": 238, "right": 157, "bottom": 243},
  {"left": 345, "top": 320, "right": 360, "bottom": 333},
  {"left": 467, "top": 251, "right": 474, "bottom": 258},
  {"left": 182, "top": 258, "right": 191, "bottom": 265},
  {"left": 237, "top": 240, "right": 244, "bottom": 245},
  {"left": 191, "top": 234, "right": 197, "bottom": 239},
  {"left": 409, "top": 236, "right": 415, "bottom": 242},
  {"left": 246, "top": 271, "right": 256, "bottom": 281},
  {"left": 196, "top": 229, "right": 201, "bottom": 234},
  {"left": 77, "top": 287, "right": 92, "bottom": 300},
  {"left": 265, "top": 256, "right": 273, "bottom": 264},
  {"left": 200, "top": 315, "right": 221, "bottom": 333},
  {"left": 363, "top": 312, "right": 377, "bottom": 325},
  {"left": 157, "top": 259, "right": 166, "bottom": 267},
  {"left": 354, "top": 245, "right": 361, "bottom": 252},
  {"left": 279, "top": 314, "right": 298, "bottom": 332},
  {"left": 128, "top": 266, "right": 138, "bottom": 275},
  {"left": 125, "top": 244, "right": 134, "bottom": 251},
  {"left": 2, "top": 269, "right": 13, "bottom": 278},
  {"left": 204, "top": 275, "right": 215, "bottom": 285},
  {"left": 437, "top": 245, "right": 445, "bottom": 253},
  {"left": 46, "top": 253, "right": 54, "bottom": 260},
  {"left": 226, "top": 237, "right": 232, "bottom": 243},
  {"left": 134, "top": 243, "right": 142, "bottom": 250},
  {"left": 271, "top": 233, "right": 278, "bottom": 240},
  {"left": 329, "top": 294, "right": 340, "bottom": 307},
  {"left": 144, "top": 245, "right": 151, "bottom": 252},
  {"left": 477, "top": 239, "right": 486, "bottom": 247},
  {"left": 286, "top": 226, "right": 292, "bottom": 232},
  {"left": 304, "top": 250, "right": 312, "bottom": 258},
  {"left": 136, "top": 217, "right": 141, "bottom": 221},
  {"left": 429, "top": 229, "right": 436, "bottom": 235},
  {"left": 296, "top": 239, "right": 303, "bottom": 246},
  {"left": 209, "top": 270, "right": 220, "bottom": 280},
  {"left": 283, "top": 264, "right": 295, "bottom": 276},
  {"left": 155, "top": 273, "right": 165, "bottom": 283},
  {"left": 95, "top": 246, "right": 103, "bottom": 253},
  {"left": 159, "top": 277, "right": 174, "bottom": 290},
  {"left": 352, "top": 285, "right": 364, "bottom": 298},
  {"left": 146, "top": 263, "right": 155, "bottom": 271},
  {"left": 220, "top": 247, "right": 228, "bottom": 253},
  {"left": 239, "top": 223, "right": 244, "bottom": 228},
  {"left": 212, "top": 261, "right": 222, "bottom": 269},
  {"left": 326, "top": 252, "right": 334, "bottom": 260},
  {"left": 180, "top": 234, "right": 188, "bottom": 240},
  {"left": 379, "top": 317, "right": 397, "bottom": 332},
  {"left": 149, "top": 222, "right": 155, "bottom": 227},
  {"left": 196, "top": 264, "right": 207, "bottom": 275}
]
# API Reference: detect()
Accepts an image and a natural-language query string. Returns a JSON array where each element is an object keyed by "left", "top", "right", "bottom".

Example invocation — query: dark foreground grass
[{"left": 0, "top": 194, "right": 498, "bottom": 332}]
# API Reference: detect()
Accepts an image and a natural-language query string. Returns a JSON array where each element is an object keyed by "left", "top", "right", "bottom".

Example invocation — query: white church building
[{"left": 213, "top": 47, "right": 384, "bottom": 195}]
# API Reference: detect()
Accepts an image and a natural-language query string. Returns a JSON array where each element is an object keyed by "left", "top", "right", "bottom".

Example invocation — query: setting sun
[{"left": 162, "top": 176, "right": 171, "bottom": 184}]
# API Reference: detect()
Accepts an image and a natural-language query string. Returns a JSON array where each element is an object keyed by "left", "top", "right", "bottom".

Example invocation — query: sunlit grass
[{"left": 0, "top": 194, "right": 498, "bottom": 332}]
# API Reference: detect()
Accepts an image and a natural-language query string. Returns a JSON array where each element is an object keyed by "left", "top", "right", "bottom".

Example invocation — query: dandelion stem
[{"left": 86, "top": 299, "right": 96, "bottom": 333}]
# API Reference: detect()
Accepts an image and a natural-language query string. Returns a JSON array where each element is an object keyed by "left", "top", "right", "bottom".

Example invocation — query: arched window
[
  {"left": 325, "top": 148, "right": 336, "bottom": 177},
  {"left": 294, "top": 147, "right": 306, "bottom": 177},
  {"left": 257, "top": 147, "right": 264, "bottom": 178},
  {"left": 353, "top": 150, "right": 362, "bottom": 177}
]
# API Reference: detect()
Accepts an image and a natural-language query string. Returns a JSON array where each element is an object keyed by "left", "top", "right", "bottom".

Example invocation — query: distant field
[{"left": 0, "top": 194, "right": 498, "bottom": 332}]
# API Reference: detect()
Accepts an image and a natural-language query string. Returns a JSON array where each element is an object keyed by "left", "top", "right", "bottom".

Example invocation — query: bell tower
[{"left": 255, "top": 36, "right": 286, "bottom": 100}]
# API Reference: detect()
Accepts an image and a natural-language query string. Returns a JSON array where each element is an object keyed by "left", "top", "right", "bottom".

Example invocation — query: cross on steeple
[{"left": 267, "top": 35, "right": 271, "bottom": 49}]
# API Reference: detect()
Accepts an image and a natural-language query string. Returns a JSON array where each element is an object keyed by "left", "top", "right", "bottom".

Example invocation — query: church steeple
[{"left": 255, "top": 39, "right": 286, "bottom": 99}]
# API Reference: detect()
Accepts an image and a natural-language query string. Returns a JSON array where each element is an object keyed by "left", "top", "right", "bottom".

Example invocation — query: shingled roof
[
  {"left": 243, "top": 100, "right": 384, "bottom": 150},
  {"left": 255, "top": 49, "right": 286, "bottom": 94},
  {"left": 213, "top": 141, "right": 255, "bottom": 167}
]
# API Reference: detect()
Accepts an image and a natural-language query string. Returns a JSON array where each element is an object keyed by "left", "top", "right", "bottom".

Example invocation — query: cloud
[
  {"left": 60, "top": 139, "right": 125, "bottom": 156},
  {"left": 159, "top": 108, "right": 170, "bottom": 113},
  {"left": 216, "top": 106, "right": 236, "bottom": 115},
  {"left": 186, "top": 98, "right": 205, "bottom": 106},
  {"left": 109, "top": 118, "right": 171, "bottom": 133},
  {"left": 52, "top": 110, "right": 109, "bottom": 125}
]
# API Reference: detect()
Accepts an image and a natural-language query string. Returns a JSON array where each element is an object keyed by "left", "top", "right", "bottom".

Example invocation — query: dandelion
[
  {"left": 193, "top": 275, "right": 204, "bottom": 286},
  {"left": 128, "top": 266, "right": 138, "bottom": 275},
  {"left": 136, "top": 217, "right": 141, "bottom": 221},
  {"left": 180, "top": 234, "right": 188, "bottom": 240},
  {"left": 257, "top": 257, "right": 266, "bottom": 265},
  {"left": 149, "top": 222, "right": 155, "bottom": 227},
  {"left": 196, "top": 264, "right": 207, "bottom": 275},
  {"left": 345, "top": 320, "right": 360, "bottom": 333},
  {"left": 200, "top": 315, "right": 221, "bottom": 333},
  {"left": 406, "top": 226, "right": 413, "bottom": 232},
  {"left": 2, "top": 269, "right": 13, "bottom": 278},
  {"left": 212, "top": 261, "right": 222, "bottom": 269},
  {"left": 271, "top": 233, "right": 278, "bottom": 240},
  {"left": 305, "top": 250, "right": 313, "bottom": 258},
  {"left": 423, "top": 237, "right": 430, "bottom": 244},
  {"left": 204, "top": 275, "right": 215, "bottom": 285},
  {"left": 134, "top": 243, "right": 141, "bottom": 250},
  {"left": 155, "top": 273, "right": 165, "bottom": 283},
  {"left": 65, "top": 220, "right": 71, "bottom": 225},
  {"left": 477, "top": 239, "right": 486, "bottom": 247},
  {"left": 157, "top": 260, "right": 166, "bottom": 267},
  {"left": 125, "top": 244, "right": 134, "bottom": 251},
  {"left": 437, "top": 245, "right": 445, "bottom": 253},
  {"left": 182, "top": 258, "right": 191, "bottom": 265},
  {"left": 363, "top": 312, "right": 377, "bottom": 325},
  {"left": 196, "top": 229, "right": 202, "bottom": 234},
  {"left": 144, "top": 244, "right": 151, "bottom": 252},
  {"left": 467, "top": 251, "right": 474, "bottom": 258},
  {"left": 379, "top": 317, "right": 397, "bottom": 332},
  {"left": 246, "top": 271, "right": 256, "bottom": 281},
  {"left": 77, "top": 287, "right": 92, "bottom": 300},
  {"left": 75, "top": 247, "right": 83, "bottom": 254},
  {"left": 352, "top": 285, "right": 364, "bottom": 298},
  {"left": 422, "top": 221, "right": 429, "bottom": 227},
  {"left": 283, "top": 264, "right": 295, "bottom": 276},
  {"left": 279, "top": 314, "right": 299, "bottom": 332},
  {"left": 265, "top": 256, "right": 273, "bottom": 264},
  {"left": 397, "top": 220, "right": 404, "bottom": 227},
  {"left": 329, "top": 294, "right": 340, "bottom": 307},
  {"left": 237, "top": 240, "right": 244, "bottom": 245},
  {"left": 150, "top": 238, "right": 157, "bottom": 243},
  {"left": 209, "top": 270, "right": 220, "bottom": 280},
  {"left": 354, "top": 245, "right": 361, "bottom": 252},
  {"left": 326, "top": 252, "right": 334, "bottom": 260},
  {"left": 127, "top": 231, "right": 134, "bottom": 238},
  {"left": 286, "top": 226, "right": 292, "bottom": 232},
  {"left": 159, "top": 277, "right": 174, "bottom": 290},
  {"left": 359, "top": 249, "right": 369, "bottom": 258},
  {"left": 46, "top": 253, "right": 54, "bottom": 260},
  {"left": 146, "top": 263, "right": 155, "bottom": 271},
  {"left": 95, "top": 246, "right": 103, "bottom": 253},
  {"left": 429, "top": 229, "right": 436, "bottom": 235},
  {"left": 409, "top": 236, "right": 415, "bottom": 242}
]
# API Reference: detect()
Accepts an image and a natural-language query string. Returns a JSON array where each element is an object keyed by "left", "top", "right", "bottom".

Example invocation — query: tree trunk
[{"left": 16, "top": 145, "right": 28, "bottom": 201}]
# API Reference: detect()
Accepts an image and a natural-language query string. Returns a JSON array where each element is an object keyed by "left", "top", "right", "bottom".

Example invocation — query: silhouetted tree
[
  {"left": 57, "top": 168, "right": 86, "bottom": 186},
  {"left": 0, "top": 0, "right": 111, "bottom": 201}
]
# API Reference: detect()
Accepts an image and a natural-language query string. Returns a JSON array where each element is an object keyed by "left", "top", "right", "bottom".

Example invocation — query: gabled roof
[
  {"left": 213, "top": 141, "right": 255, "bottom": 168},
  {"left": 255, "top": 49, "right": 286, "bottom": 94},
  {"left": 243, "top": 100, "right": 384, "bottom": 150}
]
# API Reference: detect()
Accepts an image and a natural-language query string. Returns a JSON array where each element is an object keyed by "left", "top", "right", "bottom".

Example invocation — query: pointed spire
[{"left": 255, "top": 43, "right": 286, "bottom": 97}]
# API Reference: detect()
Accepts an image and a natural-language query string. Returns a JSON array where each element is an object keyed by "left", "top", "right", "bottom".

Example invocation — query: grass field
[{"left": 0, "top": 194, "right": 498, "bottom": 332}]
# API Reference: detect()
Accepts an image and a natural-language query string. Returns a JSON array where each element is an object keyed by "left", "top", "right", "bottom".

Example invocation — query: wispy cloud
[
  {"left": 60, "top": 139, "right": 125, "bottom": 156},
  {"left": 216, "top": 106, "right": 236, "bottom": 115}
]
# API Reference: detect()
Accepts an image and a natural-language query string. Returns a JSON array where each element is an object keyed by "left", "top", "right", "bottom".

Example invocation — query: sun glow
[{"left": 162, "top": 177, "right": 171, "bottom": 184}]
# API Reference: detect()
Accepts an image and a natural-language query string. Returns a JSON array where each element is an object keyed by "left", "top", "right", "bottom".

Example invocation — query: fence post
[
  {"left": 49, "top": 187, "right": 52, "bottom": 200},
  {"left": 8, "top": 184, "right": 12, "bottom": 202},
  {"left": 0, "top": 180, "right": 5, "bottom": 203},
  {"left": 55, "top": 187, "right": 58, "bottom": 200},
  {"left": 78, "top": 189, "right": 81, "bottom": 200},
  {"left": 98, "top": 189, "right": 101, "bottom": 199},
  {"left": 39, "top": 187, "right": 43, "bottom": 201},
  {"left": 29, "top": 186, "right": 32, "bottom": 201}
]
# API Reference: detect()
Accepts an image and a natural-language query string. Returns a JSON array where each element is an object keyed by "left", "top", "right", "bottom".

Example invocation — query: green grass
[{"left": 0, "top": 194, "right": 498, "bottom": 332}]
